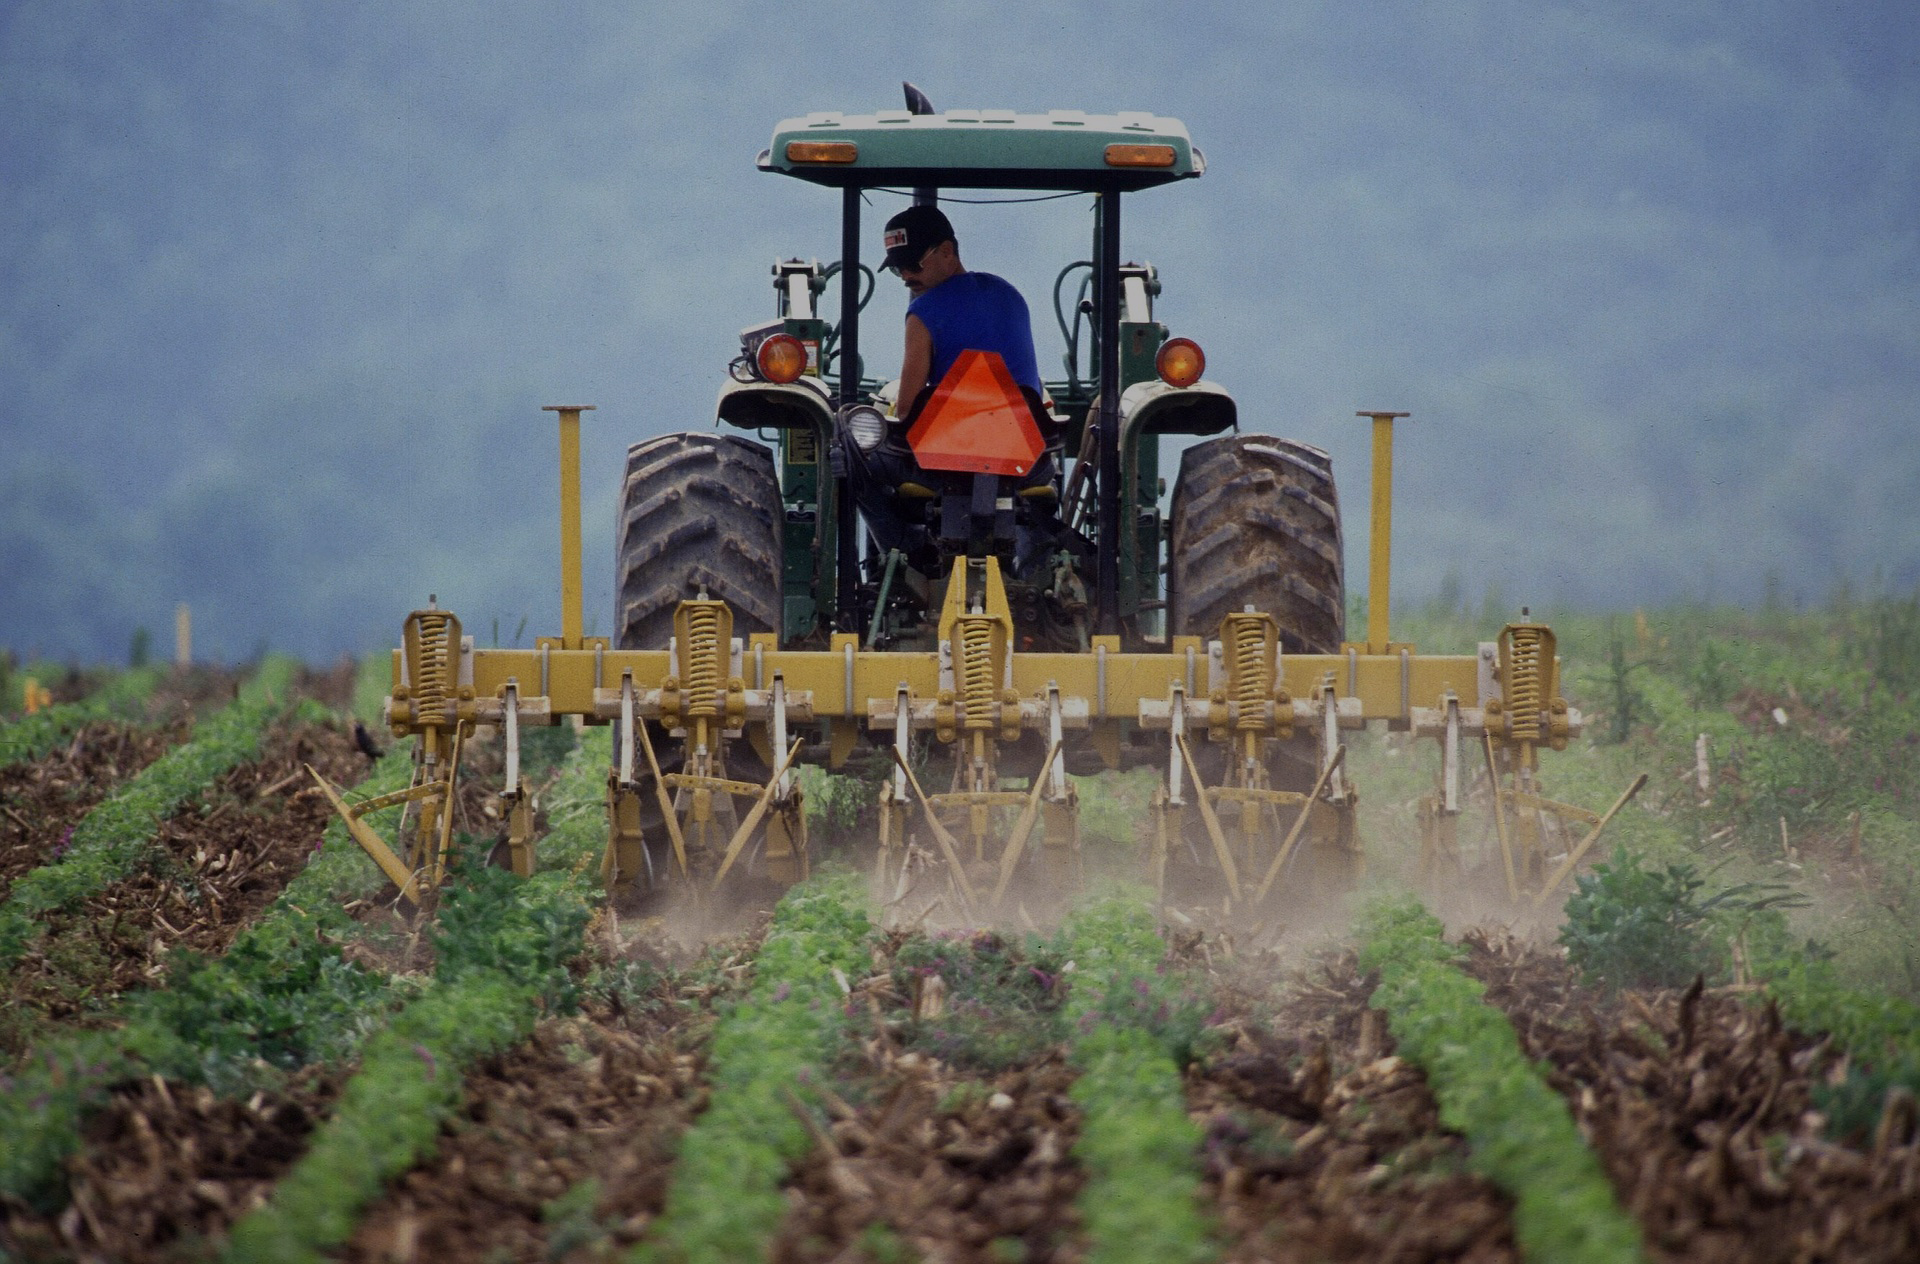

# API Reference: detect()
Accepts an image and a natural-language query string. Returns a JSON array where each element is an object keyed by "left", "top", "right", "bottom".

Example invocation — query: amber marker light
[
  {"left": 1156, "top": 337, "right": 1205, "bottom": 387},
  {"left": 786, "top": 141, "right": 858, "bottom": 163},
  {"left": 757, "top": 334, "right": 809, "bottom": 383},
  {"left": 1104, "top": 143, "right": 1177, "bottom": 167}
]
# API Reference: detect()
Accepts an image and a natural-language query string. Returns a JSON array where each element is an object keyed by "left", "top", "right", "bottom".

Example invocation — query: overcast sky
[{"left": 2, "top": 1, "right": 1915, "bottom": 663}]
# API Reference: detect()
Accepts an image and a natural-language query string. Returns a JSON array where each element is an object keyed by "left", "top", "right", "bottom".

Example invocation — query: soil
[
  {"left": 0, "top": 720, "right": 190, "bottom": 903},
  {"left": 6, "top": 679, "right": 1919, "bottom": 1263},
  {"left": 144, "top": 666, "right": 248, "bottom": 718},
  {"left": 1459, "top": 929, "right": 1920, "bottom": 1263},
  {"left": 2, "top": 718, "right": 370, "bottom": 1051},
  {"left": 774, "top": 1054, "right": 1086, "bottom": 1264},
  {"left": 296, "top": 657, "right": 360, "bottom": 714},
  {"left": 1191, "top": 947, "right": 1518, "bottom": 1263},
  {"left": 0, "top": 1069, "right": 340, "bottom": 1264}
]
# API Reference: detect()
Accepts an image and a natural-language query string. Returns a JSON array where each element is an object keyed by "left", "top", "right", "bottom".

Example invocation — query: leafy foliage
[
  {"left": 219, "top": 731, "right": 607, "bottom": 1263},
  {"left": 432, "top": 849, "right": 593, "bottom": 1009},
  {"left": 1559, "top": 849, "right": 1807, "bottom": 990},
  {"left": 129, "top": 919, "right": 397, "bottom": 1084},
  {"left": 1359, "top": 897, "right": 1645, "bottom": 1264},
  {"left": 1753, "top": 946, "right": 1920, "bottom": 1145},
  {"left": 219, "top": 975, "right": 541, "bottom": 1263},
  {"left": 1867, "top": 592, "right": 1920, "bottom": 695},
  {"left": 1057, "top": 889, "right": 1216, "bottom": 1264},
  {"left": 634, "top": 870, "right": 872, "bottom": 1264},
  {"left": 891, "top": 929, "right": 1068, "bottom": 1071},
  {"left": 0, "top": 730, "right": 417, "bottom": 1210}
]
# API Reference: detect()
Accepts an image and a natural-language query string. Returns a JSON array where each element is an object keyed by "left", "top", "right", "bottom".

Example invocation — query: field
[{"left": 1, "top": 592, "right": 1918, "bottom": 1263}]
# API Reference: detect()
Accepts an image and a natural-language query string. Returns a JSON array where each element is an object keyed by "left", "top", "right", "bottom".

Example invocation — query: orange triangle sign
[{"left": 905, "top": 350, "right": 1046, "bottom": 477}]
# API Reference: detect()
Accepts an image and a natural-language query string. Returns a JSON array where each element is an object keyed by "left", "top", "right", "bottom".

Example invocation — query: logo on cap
[{"left": 883, "top": 228, "right": 909, "bottom": 251}]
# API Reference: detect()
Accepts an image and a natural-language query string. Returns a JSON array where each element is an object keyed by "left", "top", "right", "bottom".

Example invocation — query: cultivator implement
[{"left": 317, "top": 403, "right": 1629, "bottom": 919}]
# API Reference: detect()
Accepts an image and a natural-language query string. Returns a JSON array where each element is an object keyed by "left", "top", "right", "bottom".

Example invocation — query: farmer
[
  {"left": 880, "top": 204, "right": 1042, "bottom": 418},
  {"left": 841, "top": 204, "right": 1063, "bottom": 574}
]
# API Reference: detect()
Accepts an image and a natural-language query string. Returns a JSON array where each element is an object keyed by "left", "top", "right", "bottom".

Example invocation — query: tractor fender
[
  {"left": 1119, "top": 379, "right": 1237, "bottom": 439},
  {"left": 715, "top": 377, "right": 836, "bottom": 435}
]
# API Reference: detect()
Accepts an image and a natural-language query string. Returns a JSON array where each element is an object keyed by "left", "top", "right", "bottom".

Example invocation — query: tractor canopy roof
[{"left": 759, "top": 108, "right": 1203, "bottom": 191}]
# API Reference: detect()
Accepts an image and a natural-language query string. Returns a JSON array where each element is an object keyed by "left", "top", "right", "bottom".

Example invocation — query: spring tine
[
  {"left": 1253, "top": 744, "right": 1346, "bottom": 905},
  {"left": 634, "top": 718, "right": 692, "bottom": 881},
  {"left": 1176, "top": 733, "right": 1241, "bottom": 901},
  {"left": 1484, "top": 733, "right": 1520, "bottom": 902},
  {"left": 992, "top": 743, "right": 1061, "bottom": 908},
  {"left": 888, "top": 746, "right": 979, "bottom": 919},
  {"left": 711, "top": 738, "right": 805, "bottom": 892},
  {"left": 1531, "top": 772, "right": 1649, "bottom": 908}
]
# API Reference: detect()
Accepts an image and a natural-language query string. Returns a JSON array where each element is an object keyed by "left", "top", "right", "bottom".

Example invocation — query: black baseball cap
[{"left": 881, "top": 205, "right": 955, "bottom": 271}]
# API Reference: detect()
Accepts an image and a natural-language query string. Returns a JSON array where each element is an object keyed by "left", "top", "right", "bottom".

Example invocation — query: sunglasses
[{"left": 886, "top": 245, "right": 935, "bottom": 277}]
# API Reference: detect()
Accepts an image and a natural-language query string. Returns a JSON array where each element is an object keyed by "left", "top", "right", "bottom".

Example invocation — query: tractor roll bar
[{"left": 837, "top": 187, "right": 861, "bottom": 630}]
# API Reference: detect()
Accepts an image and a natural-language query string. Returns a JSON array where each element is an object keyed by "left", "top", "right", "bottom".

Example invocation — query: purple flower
[
  {"left": 51, "top": 826, "right": 75, "bottom": 861},
  {"left": 414, "top": 1043, "right": 438, "bottom": 1080},
  {"left": 771, "top": 981, "right": 791, "bottom": 1003}
]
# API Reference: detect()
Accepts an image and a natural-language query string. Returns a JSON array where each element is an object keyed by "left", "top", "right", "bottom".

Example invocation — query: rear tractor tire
[
  {"left": 1167, "top": 434, "right": 1345, "bottom": 653},
  {"left": 616, "top": 432, "right": 783, "bottom": 649},
  {"left": 612, "top": 432, "right": 785, "bottom": 896},
  {"left": 1163, "top": 434, "right": 1352, "bottom": 909}
]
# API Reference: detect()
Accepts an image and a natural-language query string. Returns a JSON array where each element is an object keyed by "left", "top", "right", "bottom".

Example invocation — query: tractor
[{"left": 319, "top": 87, "right": 1642, "bottom": 923}]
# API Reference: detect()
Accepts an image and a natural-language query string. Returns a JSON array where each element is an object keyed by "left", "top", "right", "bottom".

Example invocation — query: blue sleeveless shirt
[{"left": 907, "top": 272, "right": 1042, "bottom": 395}]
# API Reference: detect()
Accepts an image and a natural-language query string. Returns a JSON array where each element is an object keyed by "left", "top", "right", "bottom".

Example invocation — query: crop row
[
  {"left": 221, "top": 724, "right": 614, "bottom": 1261},
  {"left": 1356, "top": 897, "right": 1646, "bottom": 1264},
  {"left": 0, "top": 656, "right": 299, "bottom": 971},
  {"left": 221, "top": 745, "right": 609, "bottom": 1262},
  {"left": 0, "top": 663, "right": 412, "bottom": 1209},
  {"left": 0, "top": 664, "right": 164, "bottom": 771},
  {"left": 1056, "top": 891, "right": 1216, "bottom": 1264},
  {"left": 634, "top": 868, "right": 873, "bottom": 1263}
]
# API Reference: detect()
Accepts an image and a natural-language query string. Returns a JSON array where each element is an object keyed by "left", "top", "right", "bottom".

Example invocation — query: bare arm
[{"left": 896, "top": 314, "right": 932, "bottom": 418}]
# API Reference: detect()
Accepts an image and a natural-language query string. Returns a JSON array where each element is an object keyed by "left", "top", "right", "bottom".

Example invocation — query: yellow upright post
[
  {"left": 543, "top": 405, "right": 594, "bottom": 650},
  {"left": 175, "top": 602, "right": 192, "bottom": 667},
  {"left": 1357, "top": 411, "right": 1409, "bottom": 654}
]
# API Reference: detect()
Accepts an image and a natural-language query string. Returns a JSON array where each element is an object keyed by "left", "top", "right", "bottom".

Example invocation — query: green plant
[
  {"left": 1600, "top": 618, "right": 1650, "bottom": 745},
  {"left": 1868, "top": 591, "right": 1920, "bottom": 695},
  {"left": 1750, "top": 943, "right": 1920, "bottom": 1144},
  {"left": 0, "top": 736, "right": 419, "bottom": 1211},
  {"left": 220, "top": 737, "right": 609, "bottom": 1263},
  {"left": 1686, "top": 638, "right": 1735, "bottom": 708},
  {"left": 1558, "top": 850, "right": 1806, "bottom": 990},
  {"left": 632, "top": 870, "right": 873, "bottom": 1264},
  {"left": 1057, "top": 889, "right": 1216, "bottom": 1264},
  {"left": 1358, "top": 897, "right": 1645, "bottom": 1264},
  {"left": 220, "top": 974, "right": 543, "bottom": 1263},
  {"left": 861, "top": 1223, "right": 917, "bottom": 1264},
  {"left": 892, "top": 930, "right": 1068, "bottom": 1071},
  {"left": 544, "top": 1178, "right": 614, "bottom": 1258}
]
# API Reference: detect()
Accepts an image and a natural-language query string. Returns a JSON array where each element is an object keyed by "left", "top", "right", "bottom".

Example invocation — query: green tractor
[
  {"left": 609, "top": 85, "right": 1348, "bottom": 904},
  {"left": 622, "top": 88, "right": 1344, "bottom": 665}
]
